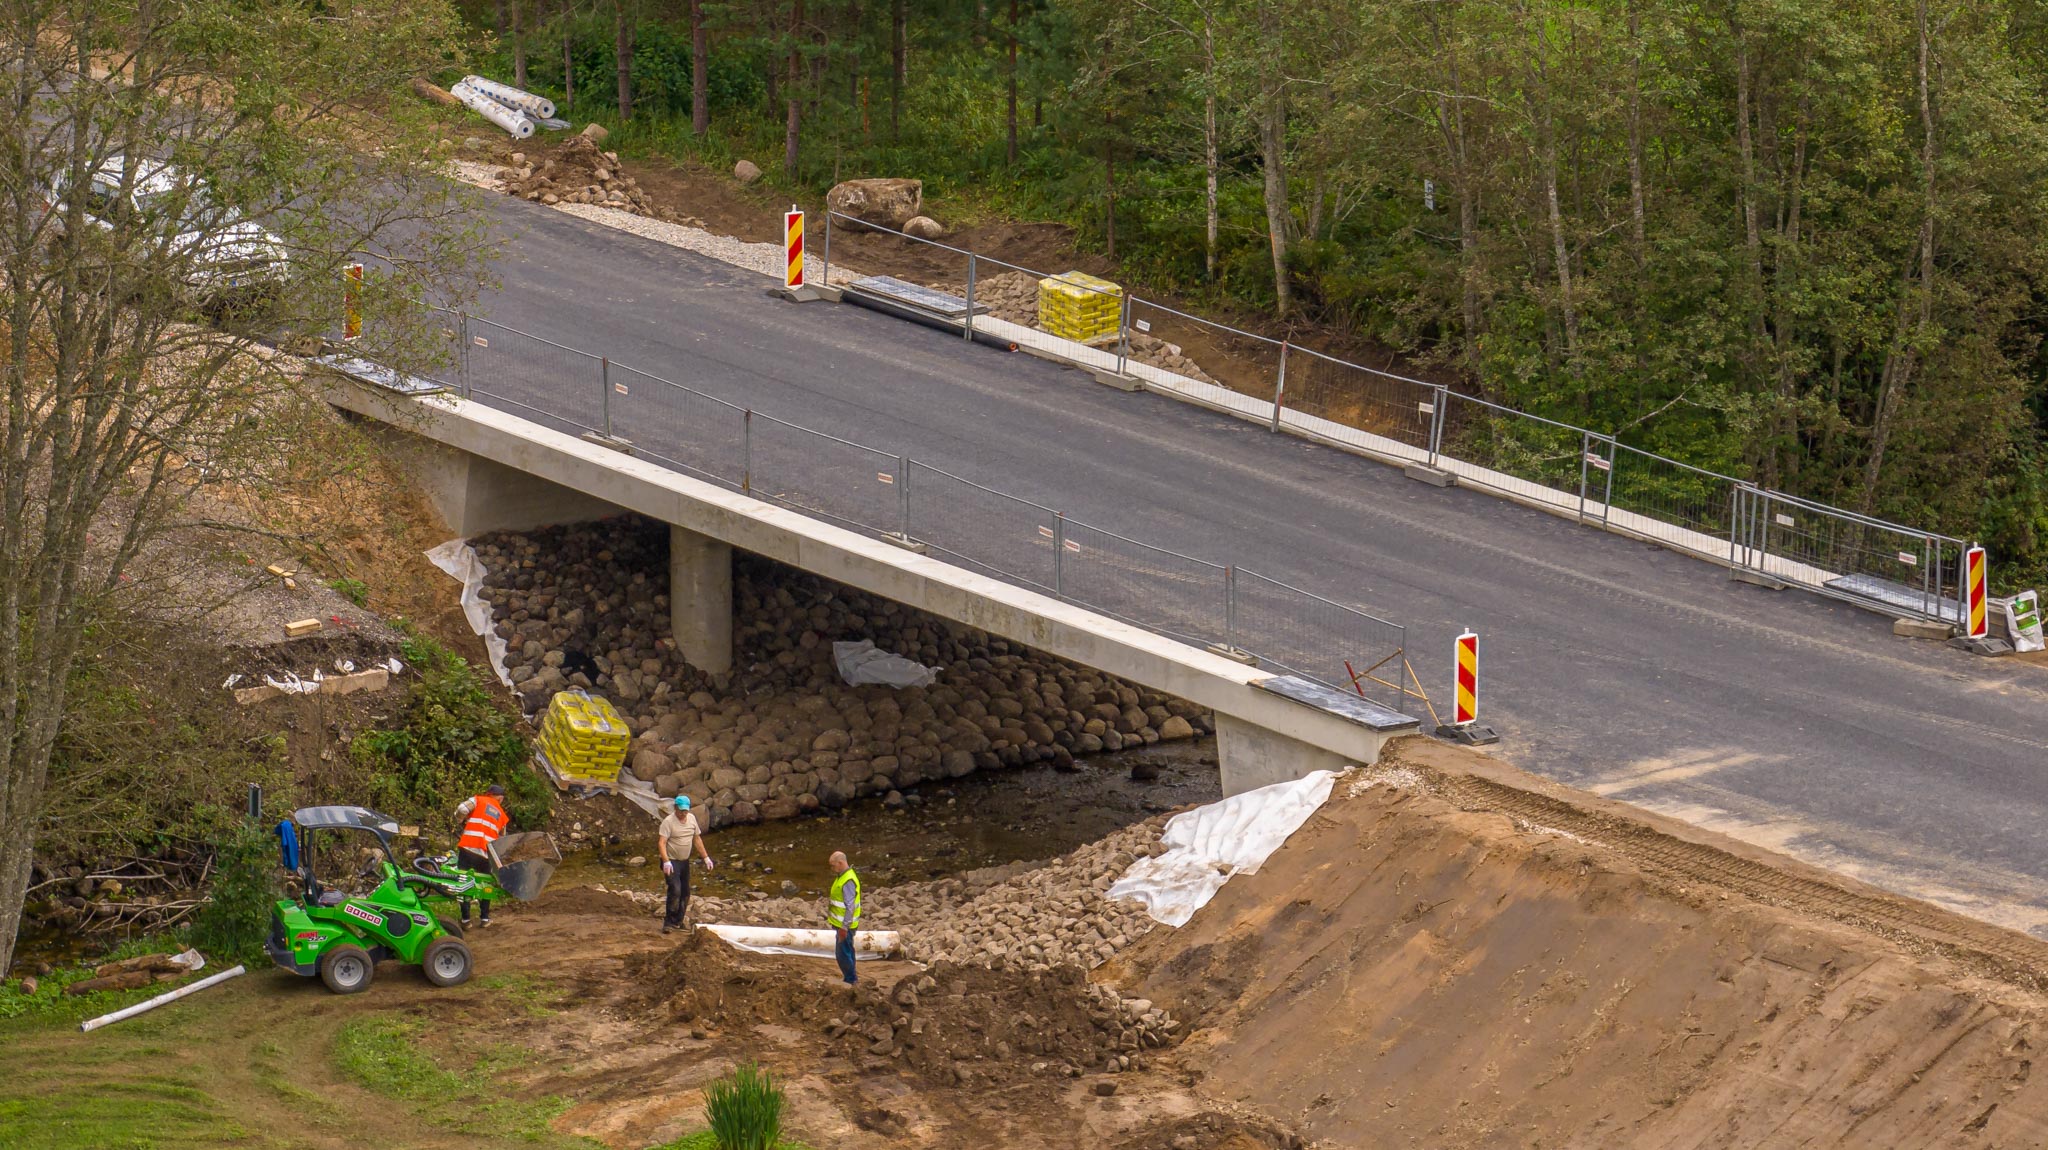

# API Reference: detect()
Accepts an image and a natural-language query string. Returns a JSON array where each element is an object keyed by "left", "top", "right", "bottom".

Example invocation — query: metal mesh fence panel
[
  {"left": 1054, "top": 518, "right": 1228, "bottom": 648},
  {"left": 1229, "top": 568, "right": 1407, "bottom": 710},
  {"left": 463, "top": 317, "right": 606, "bottom": 436},
  {"left": 1438, "top": 391, "right": 1588, "bottom": 515},
  {"left": 967, "top": 253, "right": 1124, "bottom": 367},
  {"left": 903, "top": 460, "right": 1059, "bottom": 594},
  {"left": 745, "top": 413, "right": 903, "bottom": 535},
  {"left": 1283, "top": 344, "right": 1436, "bottom": 459},
  {"left": 607, "top": 362, "right": 748, "bottom": 489},
  {"left": 1606, "top": 445, "right": 1737, "bottom": 561},
  {"left": 1735, "top": 487, "right": 1960, "bottom": 622},
  {"left": 1125, "top": 298, "right": 1282, "bottom": 413}
]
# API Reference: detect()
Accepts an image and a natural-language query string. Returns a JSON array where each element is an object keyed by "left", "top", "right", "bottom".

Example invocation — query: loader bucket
[{"left": 487, "top": 831, "right": 561, "bottom": 901}]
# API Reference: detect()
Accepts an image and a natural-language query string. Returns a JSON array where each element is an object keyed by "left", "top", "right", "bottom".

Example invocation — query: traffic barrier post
[
  {"left": 1443, "top": 629, "right": 1499, "bottom": 745},
  {"left": 1966, "top": 545, "right": 1988, "bottom": 639},
  {"left": 785, "top": 208, "right": 804, "bottom": 289},
  {"left": 342, "top": 263, "right": 363, "bottom": 341}
]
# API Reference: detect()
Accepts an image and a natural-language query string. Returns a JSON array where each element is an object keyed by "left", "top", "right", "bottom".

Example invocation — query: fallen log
[{"left": 411, "top": 77, "right": 459, "bottom": 107}]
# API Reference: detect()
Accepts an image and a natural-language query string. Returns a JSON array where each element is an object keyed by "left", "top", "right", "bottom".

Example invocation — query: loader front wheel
[
  {"left": 422, "top": 938, "right": 472, "bottom": 988},
  {"left": 319, "top": 945, "right": 374, "bottom": 994}
]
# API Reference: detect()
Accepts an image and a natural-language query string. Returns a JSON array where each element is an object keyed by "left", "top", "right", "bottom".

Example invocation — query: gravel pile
[{"left": 475, "top": 516, "right": 1211, "bottom": 828}]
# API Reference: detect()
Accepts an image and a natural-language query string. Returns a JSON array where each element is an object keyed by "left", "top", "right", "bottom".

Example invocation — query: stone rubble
[
  {"left": 475, "top": 516, "right": 1212, "bottom": 830},
  {"left": 495, "top": 134, "right": 702, "bottom": 225}
]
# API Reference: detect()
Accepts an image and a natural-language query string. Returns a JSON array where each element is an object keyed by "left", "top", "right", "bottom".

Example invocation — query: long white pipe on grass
[
  {"left": 79, "top": 964, "right": 246, "bottom": 1033},
  {"left": 462, "top": 75, "right": 557, "bottom": 122},
  {"left": 451, "top": 82, "right": 535, "bottom": 140}
]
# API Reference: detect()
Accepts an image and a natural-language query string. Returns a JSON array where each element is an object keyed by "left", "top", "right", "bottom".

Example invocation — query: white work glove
[
  {"left": 704, "top": 858, "right": 715, "bottom": 872},
  {"left": 662, "top": 860, "right": 674, "bottom": 875}
]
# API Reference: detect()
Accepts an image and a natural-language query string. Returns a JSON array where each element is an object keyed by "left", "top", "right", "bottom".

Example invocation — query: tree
[
  {"left": 691, "top": 0, "right": 710, "bottom": 134},
  {"left": 615, "top": 0, "right": 636, "bottom": 120},
  {"left": 0, "top": 0, "right": 487, "bottom": 976}
]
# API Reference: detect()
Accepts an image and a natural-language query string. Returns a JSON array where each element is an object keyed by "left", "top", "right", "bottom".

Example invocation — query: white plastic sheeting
[
  {"left": 1107, "top": 770, "right": 1338, "bottom": 928},
  {"left": 699, "top": 924, "right": 900, "bottom": 961},
  {"left": 462, "top": 75, "right": 558, "bottom": 121},
  {"left": 450, "top": 81, "right": 536, "bottom": 138},
  {"left": 832, "top": 640, "right": 938, "bottom": 689},
  {"left": 427, "top": 538, "right": 515, "bottom": 688}
]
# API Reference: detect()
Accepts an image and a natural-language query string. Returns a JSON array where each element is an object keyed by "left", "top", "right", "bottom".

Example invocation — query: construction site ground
[{"left": 8, "top": 733, "right": 2046, "bottom": 1148}]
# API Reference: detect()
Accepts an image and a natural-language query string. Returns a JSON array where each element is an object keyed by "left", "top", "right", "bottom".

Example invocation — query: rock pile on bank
[
  {"left": 498, "top": 136, "right": 701, "bottom": 225},
  {"left": 473, "top": 516, "right": 1212, "bottom": 829},
  {"left": 687, "top": 815, "right": 1169, "bottom": 971}
]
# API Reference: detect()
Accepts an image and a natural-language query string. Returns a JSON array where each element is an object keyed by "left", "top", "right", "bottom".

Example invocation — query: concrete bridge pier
[{"left": 669, "top": 525, "right": 733, "bottom": 675}]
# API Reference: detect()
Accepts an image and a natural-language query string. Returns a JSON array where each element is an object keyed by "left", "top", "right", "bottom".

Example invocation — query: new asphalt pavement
[{"left": 457, "top": 194, "right": 2048, "bottom": 936}]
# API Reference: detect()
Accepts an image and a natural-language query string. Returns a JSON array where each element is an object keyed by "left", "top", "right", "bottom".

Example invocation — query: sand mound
[
  {"left": 1123, "top": 744, "right": 2048, "bottom": 1148},
  {"left": 529, "top": 885, "right": 644, "bottom": 918}
]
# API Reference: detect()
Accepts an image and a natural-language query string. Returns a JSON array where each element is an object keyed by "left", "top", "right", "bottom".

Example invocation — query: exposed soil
[{"left": 1121, "top": 738, "right": 2048, "bottom": 1148}]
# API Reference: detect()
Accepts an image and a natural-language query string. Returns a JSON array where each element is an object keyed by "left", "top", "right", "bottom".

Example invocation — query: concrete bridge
[{"left": 328, "top": 372, "right": 1419, "bottom": 795}]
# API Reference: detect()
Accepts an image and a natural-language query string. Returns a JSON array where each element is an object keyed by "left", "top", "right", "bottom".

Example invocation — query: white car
[{"left": 47, "top": 156, "right": 290, "bottom": 303}]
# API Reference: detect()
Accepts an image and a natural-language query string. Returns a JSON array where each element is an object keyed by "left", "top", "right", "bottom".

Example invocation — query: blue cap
[{"left": 674, "top": 795, "right": 691, "bottom": 810}]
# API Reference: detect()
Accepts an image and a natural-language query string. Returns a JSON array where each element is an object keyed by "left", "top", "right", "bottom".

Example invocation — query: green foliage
[
  {"left": 704, "top": 1062, "right": 785, "bottom": 1150},
  {"left": 0, "top": 936, "right": 188, "bottom": 1023},
  {"left": 187, "top": 816, "right": 281, "bottom": 965},
  {"left": 328, "top": 577, "right": 371, "bottom": 607},
  {"left": 353, "top": 634, "right": 548, "bottom": 829},
  {"left": 484, "top": 0, "right": 2048, "bottom": 589}
]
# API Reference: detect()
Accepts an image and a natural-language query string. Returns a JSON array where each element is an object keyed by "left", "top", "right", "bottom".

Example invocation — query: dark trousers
[
  {"left": 663, "top": 862, "right": 692, "bottom": 929},
  {"left": 456, "top": 848, "right": 493, "bottom": 923},
  {"left": 834, "top": 926, "right": 857, "bottom": 984}
]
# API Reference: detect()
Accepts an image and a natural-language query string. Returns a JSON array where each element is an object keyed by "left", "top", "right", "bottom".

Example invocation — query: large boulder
[
  {"left": 734, "top": 159, "right": 762, "bottom": 184},
  {"left": 826, "top": 178, "right": 923, "bottom": 230}
]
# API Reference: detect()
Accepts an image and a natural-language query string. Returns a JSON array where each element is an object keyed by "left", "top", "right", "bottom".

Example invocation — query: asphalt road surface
[{"left": 461, "top": 195, "right": 2048, "bottom": 937}]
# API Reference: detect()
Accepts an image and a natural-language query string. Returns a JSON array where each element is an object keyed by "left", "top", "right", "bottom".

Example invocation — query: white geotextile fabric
[
  {"left": 700, "top": 924, "right": 899, "bottom": 961},
  {"left": 426, "top": 538, "right": 514, "bottom": 688},
  {"left": 833, "top": 640, "right": 938, "bottom": 688},
  {"left": 1107, "top": 770, "right": 1338, "bottom": 928}
]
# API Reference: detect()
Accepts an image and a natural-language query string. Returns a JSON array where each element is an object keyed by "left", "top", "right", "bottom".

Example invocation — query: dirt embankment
[{"left": 1121, "top": 740, "right": 2048, "bottom": 1148}]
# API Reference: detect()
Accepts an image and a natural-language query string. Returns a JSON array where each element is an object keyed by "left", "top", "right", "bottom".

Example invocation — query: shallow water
[{"left": 552, "top": 736, "right": 1221, "bottom": 901}]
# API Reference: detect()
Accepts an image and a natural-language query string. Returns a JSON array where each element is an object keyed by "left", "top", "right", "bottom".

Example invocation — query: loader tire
[
  {"left": 422, "top": 938, "right": 472, "bottom": 988},
  {"left": 318, "top": 945, "right": 374, "bottom": 994},
  {"left": 437, "top": 917, "right": 465, "bottom": 938}
]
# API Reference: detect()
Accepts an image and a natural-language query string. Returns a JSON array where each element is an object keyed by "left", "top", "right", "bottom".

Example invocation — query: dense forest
[{"left": 471, "top": 0, "right": 2048, "bottom": 587}]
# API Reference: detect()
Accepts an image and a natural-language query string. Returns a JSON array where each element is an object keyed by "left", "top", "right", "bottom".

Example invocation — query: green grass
[
  {"left": 0, "top": 1074, "right": 248, "bottom": 1149},
  {"left": 333, "top": 1016, "right": 601, "bottom": 1146},
  {"left": 328, "top": 576, "right": 371, "bottom": 607},
  {"left": 650, "top": 1133, "right": 814, "bottom": 1150}
]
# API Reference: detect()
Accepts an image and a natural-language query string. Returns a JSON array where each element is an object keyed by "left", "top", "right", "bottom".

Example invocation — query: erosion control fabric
[{"left": 1107, "top": 770, "right": 1337, "bottom": 927}]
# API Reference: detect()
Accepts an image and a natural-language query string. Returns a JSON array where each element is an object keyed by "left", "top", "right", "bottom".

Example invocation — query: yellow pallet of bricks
[
  {"left": 1036, "top": 271, "right": 1123, "bottom": 344},
  {"left": 536, "top": 689, "right": 629, "bottom": 782}
]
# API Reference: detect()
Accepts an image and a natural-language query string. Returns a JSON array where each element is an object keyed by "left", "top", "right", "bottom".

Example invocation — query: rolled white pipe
[
  {"left": 79, "top": 964, "right": 246, "bottom": 1032},
  {"left": 700, "top": 924, "right": 900, "bottom": 960},
  {"left": 450, "top": 82, "right": 535, "bottom": 140},
  {"left": 462, "top": 75, "right": 557, "bottom": 121}
]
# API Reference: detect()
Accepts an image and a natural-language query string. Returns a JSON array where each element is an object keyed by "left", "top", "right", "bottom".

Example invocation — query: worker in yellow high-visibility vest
[{"left": 825, "top": 850, "right": 861, "bottom": 987}]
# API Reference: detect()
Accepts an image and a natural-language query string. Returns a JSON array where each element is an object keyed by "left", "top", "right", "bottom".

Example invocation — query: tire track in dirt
[{"left": 1419, "top": 766, "right": 2048, "bottom": 992}]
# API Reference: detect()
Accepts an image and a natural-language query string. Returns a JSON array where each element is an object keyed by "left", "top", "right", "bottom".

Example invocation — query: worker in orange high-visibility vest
[{"left": 453, "top": 783, "right": 510, "bottom": 927}]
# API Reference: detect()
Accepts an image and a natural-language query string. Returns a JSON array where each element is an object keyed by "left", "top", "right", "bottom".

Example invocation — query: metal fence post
[
  {"left": 457, "top": 312, "right": 471, "bottom": 398},
  {"left": 963, "top": 254, "right": 976, "bottom": 342},
  {"left": 1599, "top": 436, "right": 1616, "bottom": 522},
  {"left": 1053, "top": 512, "right": 1066, "bottom": 597},
  {"left": 1728, "top": 483, "right": 1742, "bottom": 568},
  {"left": 1117, "top": 295, "right": 1131, "bottom": 376},
  {"left": 898, "top": 454, "right": 911, "bottom": 539},
  {"left": 601, "top": 356, "right": 612, "bottom": 437},
  {"left": 1270, "top": 341, "right": 1289, "bottom": 433},
  {"left": 822, "top": 210, "right": 831, "bottom": 288},
  {"left": 1578, "top": 431, "right": 1593, "bottom": 518},
  {"left": 742, "top": 409, "right": 753, "bottom": 494},
  {"left": 1428, "top": 386, "right": 1447, "bottom": 466},
  {"left": 1225, "top": 564, "right": 1237, "bottom": 651}
]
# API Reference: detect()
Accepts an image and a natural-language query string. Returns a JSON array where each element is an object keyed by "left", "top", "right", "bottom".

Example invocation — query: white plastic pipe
[
  {"left": 699, "top": 924, "right": 900, "bottom": 960},
  {"left": 450, "top": 82, "right": 535, "bottom": 139},
  {"left": 462, "top": 75, "right": 557, "bottom": 121},
  {"left": 79, "top": 964, "right": 246, "bottom": 1032}
]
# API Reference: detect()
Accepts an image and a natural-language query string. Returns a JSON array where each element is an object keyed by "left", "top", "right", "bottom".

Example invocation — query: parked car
[{"left": 45, "top": 155, "right": 290, "bottom": 306}]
